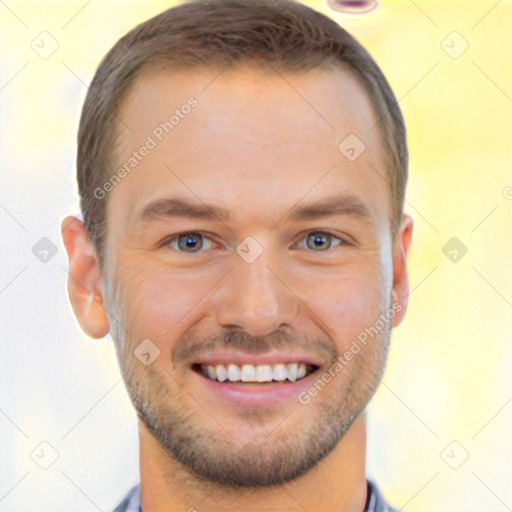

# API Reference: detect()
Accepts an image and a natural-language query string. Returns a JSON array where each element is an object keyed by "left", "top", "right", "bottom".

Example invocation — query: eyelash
[{"left": 159, "top": 231, "right": 352, "bottom": 253}]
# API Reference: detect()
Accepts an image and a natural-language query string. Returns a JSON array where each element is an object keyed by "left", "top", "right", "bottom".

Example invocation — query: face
[{"left": 91, "top": 66, "right": 410, "bottom": 488}]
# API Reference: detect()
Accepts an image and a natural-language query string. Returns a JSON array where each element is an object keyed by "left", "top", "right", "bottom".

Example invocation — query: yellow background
[{"left": 1, "top": 1, "right": 510, "bottom": 510}]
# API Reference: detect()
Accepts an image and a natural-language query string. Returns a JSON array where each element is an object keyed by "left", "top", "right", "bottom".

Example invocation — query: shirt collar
[{"left": 115, "top": 479, "right": 395, "bottom": 512}]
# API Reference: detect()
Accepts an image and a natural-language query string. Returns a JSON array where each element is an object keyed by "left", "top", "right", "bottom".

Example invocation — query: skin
[{"left": 62, "top": 65, "right": 413, "bottom": 511}]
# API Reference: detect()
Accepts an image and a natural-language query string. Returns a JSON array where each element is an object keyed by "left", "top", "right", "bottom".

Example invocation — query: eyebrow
[
  {"left": 135, "top": 193, "right": 372, "bottom": 225},
  {"left": 137, "top": 197, "right": 232, "bottom": 223},
  {"left": 288, "top": 194, "right": 372, "bottom": 222}
]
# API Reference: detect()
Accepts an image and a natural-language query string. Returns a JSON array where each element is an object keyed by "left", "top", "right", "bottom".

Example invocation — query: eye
[
  {"left": 163, "top": 232, "right": 216, "bottom": 253},
  {"left": 161, "top": 230, "right": 349, "bottom": 254},
  {"left": 295, "top": 231, "right": 345, "bottom": 251}
]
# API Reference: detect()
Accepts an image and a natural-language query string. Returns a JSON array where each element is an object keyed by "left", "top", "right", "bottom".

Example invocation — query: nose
[{"left": 212, "top": 250, "right": 298, "bottom": 337}]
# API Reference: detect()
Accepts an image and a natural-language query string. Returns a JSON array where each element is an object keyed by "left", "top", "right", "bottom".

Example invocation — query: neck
[{"left": 139, "top": 412, "right": 368, "bottom": 512}]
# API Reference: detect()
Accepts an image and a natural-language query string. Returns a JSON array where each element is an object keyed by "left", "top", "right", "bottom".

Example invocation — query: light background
[{"left": 0, "top": 1, "right": 511, "bottom": 511}]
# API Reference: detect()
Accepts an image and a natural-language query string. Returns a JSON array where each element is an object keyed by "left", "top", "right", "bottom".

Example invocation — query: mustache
[{"left": 172, "top": 329, "right": 338, "bottom": 365}]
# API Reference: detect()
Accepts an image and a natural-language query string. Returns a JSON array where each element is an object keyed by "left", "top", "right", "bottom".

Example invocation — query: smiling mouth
[{"left": 193, "top": 362, "right": 318, "bottom": 385}]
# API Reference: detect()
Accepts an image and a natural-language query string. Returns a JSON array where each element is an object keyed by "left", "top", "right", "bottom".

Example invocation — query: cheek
[
  {"left": 114, "top": 254, "right": 217, "bottom": 341},
  {"left": 300, "top": 259, "right": 386, "bottom": 342}
]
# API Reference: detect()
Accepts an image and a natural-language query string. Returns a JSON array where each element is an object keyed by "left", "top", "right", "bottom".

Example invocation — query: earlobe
[
  {"left": 390, "top": 214, "right": 413, "bottom": 328},
  {"left": 61, "top": 216, "right": 110, "bottom": 339}
]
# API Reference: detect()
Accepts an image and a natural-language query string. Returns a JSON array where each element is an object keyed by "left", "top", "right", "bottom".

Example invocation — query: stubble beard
[{"left": 106, "top": 279, "right": 391, "bottom": 489}]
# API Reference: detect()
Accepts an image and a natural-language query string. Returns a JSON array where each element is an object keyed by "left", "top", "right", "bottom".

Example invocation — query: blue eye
[
  {"left": 162, "top": 231, "right": 345, "bottom": 254},
  {"left": 297, "top": 232, "right": 343, "bottom": 251},
  {"left": 167, "top": 232, "right": 216, "bottom": 253}
]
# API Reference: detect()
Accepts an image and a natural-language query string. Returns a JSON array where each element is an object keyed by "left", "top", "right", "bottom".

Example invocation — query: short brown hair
[{"left": 77, "top": 0, "right": 407, "bottom": 266}]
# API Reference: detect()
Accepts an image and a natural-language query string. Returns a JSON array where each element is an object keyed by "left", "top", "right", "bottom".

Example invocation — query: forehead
[{"left": 108, "top": 65, "right": 389, "bottom": 236}]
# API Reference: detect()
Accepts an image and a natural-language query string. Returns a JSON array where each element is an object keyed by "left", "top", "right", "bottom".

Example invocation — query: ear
[
  {"left": 390, "top": 214, "right": 413, "bottom": 328},
  {"left": 61, "top": 216, "right": 110, "bottom": 338}
]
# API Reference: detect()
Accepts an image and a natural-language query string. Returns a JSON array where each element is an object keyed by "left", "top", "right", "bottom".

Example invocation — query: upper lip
[{"left": 193, "top": 350, "right": 323, "bottom": 368}]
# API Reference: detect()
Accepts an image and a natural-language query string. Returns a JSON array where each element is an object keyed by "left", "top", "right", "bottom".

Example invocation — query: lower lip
[{"left": 194, "top": 368, "right": 320, "bottom": 405}]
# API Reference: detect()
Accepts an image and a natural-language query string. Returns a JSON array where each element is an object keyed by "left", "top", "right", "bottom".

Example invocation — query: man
[{"left": 61, "top": 0, "right": 413, "bottom": 510}]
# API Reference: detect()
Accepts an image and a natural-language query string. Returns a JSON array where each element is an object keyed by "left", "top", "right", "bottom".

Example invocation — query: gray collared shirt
[{"left": 112, "top": 479, "right": 397, "bottom": 512}]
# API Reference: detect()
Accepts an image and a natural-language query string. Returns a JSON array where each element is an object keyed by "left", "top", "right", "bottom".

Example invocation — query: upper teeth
[{"left": 201, "top": 363, "right": 310, "bottom": 383}]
